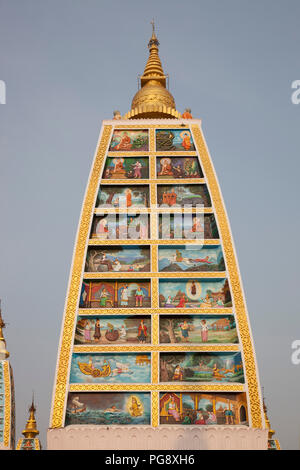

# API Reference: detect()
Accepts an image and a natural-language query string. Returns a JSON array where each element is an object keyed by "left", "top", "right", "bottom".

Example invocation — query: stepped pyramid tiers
[
  {"left": 48, "top": 27, "right": 270, "bottom": 450},
  {"left": 16, "top": 399, "right": 41, "bottom": 450},
  {"left": 0, "top": 303, "right": 15, "bottom": 450}
]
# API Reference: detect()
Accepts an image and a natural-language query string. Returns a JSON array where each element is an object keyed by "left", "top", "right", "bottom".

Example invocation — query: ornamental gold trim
[
  {"left": 191, "top": 124, "right": 263, "bottom": 429},
  {"left": 69, "top": 384, "right": 245, "bottom": 392},
  {"left": 3, "top": 361, "right": 11, "bottom": 448},
  {"left": 50, "top": 125, "right": 113, "bottom": 428},
  {"left": 152, "top": 391, "right": 159, "bottom": 427},
  {"left": 83, "top": 272, "right": 226, "bottom": 279},
  {"left": 152, "top": 314, "right": 159, "bottom": 345},
  {"left": 152, "top": 352, "right": 159, "bottom": 383},
  {"left": 78, "top": 307, "right": 233, "bottom": 315},
  {"left": 88, "top": 239, "right": 220, "bottom": 246},
  {"left": 100, "top": 179, "right": 206, "bottom": 185},
  {"left": 73, "top": 345, "right": 239, "bottom": 353}
]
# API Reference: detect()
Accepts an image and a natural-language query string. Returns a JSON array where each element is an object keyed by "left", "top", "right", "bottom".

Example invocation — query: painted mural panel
[
  {"left": 156, "top": 156, "right": 203, "bottom": 179},
  {"left": 90, "top": 214, "right": 150, "bottom": 240},
  {"left": 85, "top": 246, "right": 150, "bottom": 273},
  {"left": 159, "top": 392, "right": 248, "bottom": 425},
  {"left": 158, "top": 245, "right": 225, "bottom": 272},
  {"left": 157, "top": 184, "right": 211, "bottom": 208},
  {"left": 97, "top": 185, "right": 149, "bottom": 208},
  {"left": 159, "top": 315, "right": 238, "bottom": 344},
  {"left": 70, "top": 353, "right": 151, "bottom": 384},
  {"left": 158, "top": 214, "right": 219, "bottom": 239},
  {"left": 156, "top": 129, "right": 195, "bottom": 151},
  {"left": 74, "top": 316, "right": 151, "bottom": 345},
  {"left": 80, "top": 280, "right": 151, "bottom": 308},
  {"left": 159, "top": 278, "right": 232, "bottom": 308},
  {"left": 160, "top": 352, "right": 244, "bottom": 383},
  {"left": 103, "top": 157, "right": 149, "bottom": 179},
  {"left": 91, "top": 214, "right": 150, "bottom": 240},
  {"left": 109, "top": 129, "right": 149, "bottom": 151},
  {"left": 65, "top": 392, "right": 151, "bottom": 425}
]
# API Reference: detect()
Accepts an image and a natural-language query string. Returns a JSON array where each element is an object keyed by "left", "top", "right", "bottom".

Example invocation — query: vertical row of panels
[{"left": 65, "top": 127, "right": 248, "bottom": 427}]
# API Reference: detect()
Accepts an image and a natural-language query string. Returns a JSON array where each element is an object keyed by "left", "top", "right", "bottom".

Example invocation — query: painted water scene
[
  {"left": 157, "top": 184, "right": 211, "bottom": 207},
  {"left": 103, "top": 157, "right": 149, "bottom": 179},
  {"left": 85, "top": 246, "right": 150, "bottom": 272},
  {"left": 70, "top": 353, "right": 151, "bottom": 384},
  {"left": 158, "top": 214, "right": 219, "bottom": 239},
  {"left": 97, "top": 185, "right": 149, "bottom": 208},
  {"left": 156, "top": 156, "right": 203, "bottom": 179},
  {"left": 158, "top": 245, "right": 225, "bottom": 272},
  {"left": 109, "top": 129, "right": 149, "bottom": 151},
  {"left": 91, "top": 214, "right": 150, "bottom": 240},
  {"left": 80, "top": 280, "right": 151, "bottom": 308},
  {"left": 159, "top": 392, "right": 247, "bottom": 426},
  {"left": 160, "top": 352, "right": 244, "bottom": 383},
  {"left": 74, "top": 316, "right": 151, "bottom": 345},
  {"left": 156, "top": 129, "right": 195, "bottom": 151},
  {"left": 65, "top": 392, "right": 151, "bottom": 426},
  {"left": 159, "top": 315, "right": 238, "bottom": 344},
  {"left": 159, "top": 278, "right": 232, "bottom": 308}
]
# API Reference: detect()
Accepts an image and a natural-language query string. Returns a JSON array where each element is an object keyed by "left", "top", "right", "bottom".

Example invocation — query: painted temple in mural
[{"left": 48, "top": 24, "right": 280, "bottom": 450}]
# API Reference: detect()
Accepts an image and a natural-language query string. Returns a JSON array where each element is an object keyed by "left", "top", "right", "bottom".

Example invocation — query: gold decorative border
[
  {"left": 152, "top": 314, "right": 159, "bottom": 345},
  {"left": 78, "top": 307, "right": 233, "bottom": 315},
  {"left": 88, "top": 239, "right": 221, "bottom": 246},
  {"left": 152, "top": 352, "right": 159, "bottom": 383},
  {"left": 3, "top": 361, "right": 11, "bottom": 448},
  {"left": 50, "top": 125, "right": 113, "bottom": 428},
  {"left": 73, "top": 345, "right": 240, "bottom": 353},
  {"left": 191, "top": 124, "right": 263, "bottom": 428},
  {"left": 100, "top": 179, "right": 206, "bottom": 185},
  {"left": 152, "top": 391, "right": 159, "bottom": 427},
  {"left": 83, "top": 272, "right": 226, "bottom": 279},
  {"left": 69, "top": 384, "right": 245, "bottom": 392}
]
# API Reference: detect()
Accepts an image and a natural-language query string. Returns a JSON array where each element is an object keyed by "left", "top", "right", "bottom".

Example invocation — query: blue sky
[{"left": 0, "top": 0, "right": 300, "bottom": 448}]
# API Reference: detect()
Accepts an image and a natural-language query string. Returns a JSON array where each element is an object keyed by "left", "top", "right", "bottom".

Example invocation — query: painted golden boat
[{"left": 77, "top": 361, "right": 111, "bottom": 378}]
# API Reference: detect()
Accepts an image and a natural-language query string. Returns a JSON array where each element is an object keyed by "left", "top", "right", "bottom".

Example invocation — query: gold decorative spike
[
  {"left": 124, "top": 24, "right": 181, "bottom": 119},
  {"left": 0, "top": 301, "right": 9, "bottom": 359},
  {"left": 22, "top": 398, "right": 39, "bottom": 439}
]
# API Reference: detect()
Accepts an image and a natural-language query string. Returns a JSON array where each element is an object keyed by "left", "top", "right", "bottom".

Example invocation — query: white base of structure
[{"left": 47, "top": 426, "right": 268, "bottom": 450}]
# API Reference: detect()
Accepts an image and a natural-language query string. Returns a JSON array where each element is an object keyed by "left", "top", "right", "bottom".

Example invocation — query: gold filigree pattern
[
  {"left": 191, "top": 124, "right": 263, "bottom": 429},
  {"left": 73, "top": 345, "right": 239, "bottom": 353},
  {"left": 69, "top": 384, "right": 245, "bottom": 392},
  {"left": 88, "top": 239, "right": 221, "bottom": 246},
  {"left": 152, "top": 391, "right": 159, "bottom": 427},
  {"left": 3, "top": 360, "right": 11, "bottom": 448},
  {"left": 83, "top": 272, "right": 226, "bottom": 279},
  {"left": 152, "top": 314, "right": 159, "bottom": 345},
  {"left": 152, "top": 352, "right": 159, "bottom": 383},
  {"left": 78, "top": 307, "right": 233, "bottom": 315},
  {"left": 51, "top": 125, "right": 113, "bottom": 428}
]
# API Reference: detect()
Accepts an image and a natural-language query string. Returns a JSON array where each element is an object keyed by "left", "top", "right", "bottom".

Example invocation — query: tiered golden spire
[
  {"left": 124, "top": 21, "right": 181, "bottom": 119},
  {"left": 22, "top": 397, "right": 39, "bottom": 439},
  {"left": 0, "top": 300, "right": 9, "bottom": 359}
]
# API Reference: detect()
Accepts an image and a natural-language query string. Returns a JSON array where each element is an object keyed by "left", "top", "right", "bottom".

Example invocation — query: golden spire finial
[
  {"left": 125, "top": 22, "right": 180, "bottom": 119},
  {"left": 0, "top": 300, "right": 10, "bottom": 359},
  {"left": 22, "top": 396, "right": 39, "bottom": 439}
]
